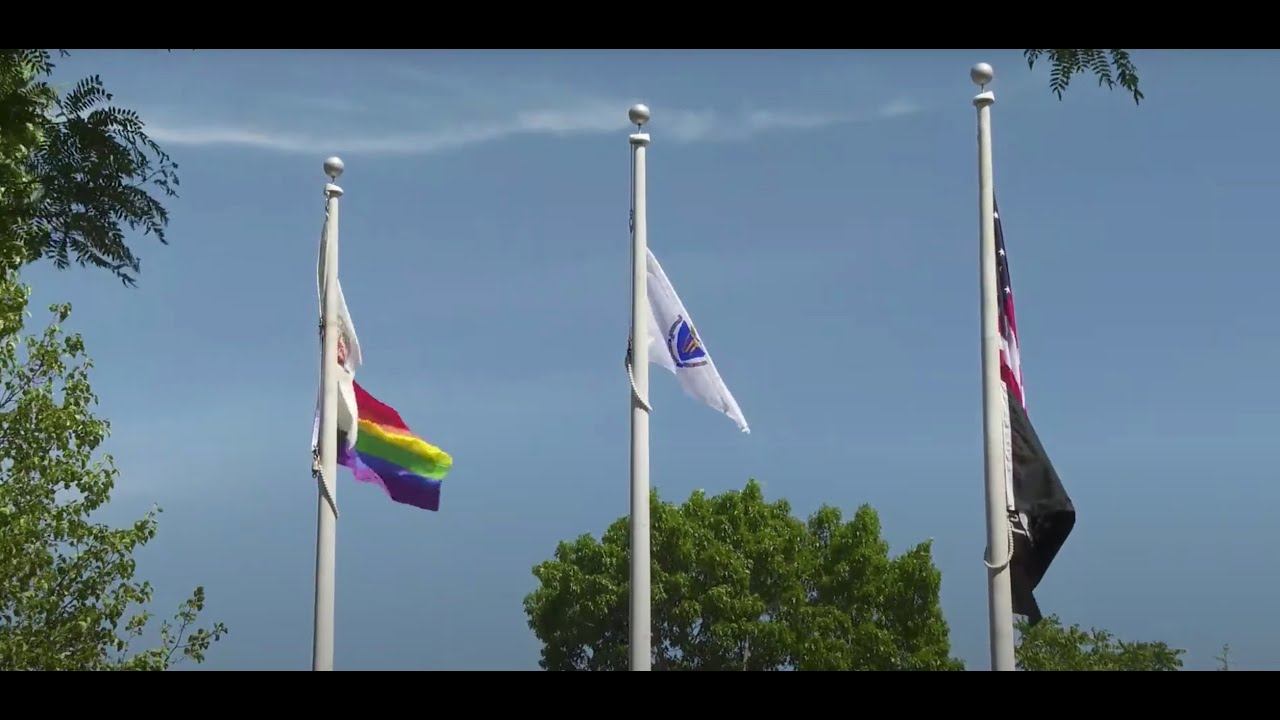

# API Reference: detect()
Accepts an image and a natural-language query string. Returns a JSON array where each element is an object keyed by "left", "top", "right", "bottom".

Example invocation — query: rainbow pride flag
[{"left": 337, "top": 380, "right": 453, "bottom": 511}]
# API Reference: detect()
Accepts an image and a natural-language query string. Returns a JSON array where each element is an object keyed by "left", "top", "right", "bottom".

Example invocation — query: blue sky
[{"left": 25, "top": 49, "right": 1280, "bottom": 670}]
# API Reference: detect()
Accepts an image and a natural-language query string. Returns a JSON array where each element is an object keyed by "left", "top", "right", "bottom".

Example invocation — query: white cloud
[{"left": 145, "top": 94, "right": 923, "bottom": 157}]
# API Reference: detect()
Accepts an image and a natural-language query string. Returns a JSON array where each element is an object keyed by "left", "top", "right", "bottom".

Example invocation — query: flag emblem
[{"left": 666, "top": 316, "right": 708, "bottom": 368}]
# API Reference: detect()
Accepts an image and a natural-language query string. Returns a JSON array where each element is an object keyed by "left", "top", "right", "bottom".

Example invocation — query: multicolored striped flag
[{"left": 337, "top": 380, "right": 453, "bottom": 512}]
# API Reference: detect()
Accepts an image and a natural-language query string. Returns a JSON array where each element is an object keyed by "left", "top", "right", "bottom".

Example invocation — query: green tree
[
  {"left": 1014, "top": 615, "right": 1183, "bottom": 670},
  {"left": 0, "top": 274, "right": 225, "bottom": 669},
  {"left": 523, "top": 479, "right": 963, "bottom": 670},
  {"left": 1024, "top": 49, "right": 1144, "bottom": 104},
  {"left": 0, "top": 49, "right": 178, "bottom": 286}
]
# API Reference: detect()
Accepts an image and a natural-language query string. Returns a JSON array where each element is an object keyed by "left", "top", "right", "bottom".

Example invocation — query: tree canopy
[
  {"left": 1014, "top": 615, "right": 1184, "bottom": 671},
  {"left": 0, "top": 49, "right": 177, "bottom": 286},
  {"left": 524, "top": 480, "right": 963, "bottom": 670},
  {"left": 0, "top": 49, "right": 221, "bottom": 670},
  {"left": 0, "top": 275, "right": 225, "bottom": 669}
]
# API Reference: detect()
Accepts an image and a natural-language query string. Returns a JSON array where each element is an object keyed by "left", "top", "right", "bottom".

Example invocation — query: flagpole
[
  {"left": 627, "top": 103, "right": 652, "bottom": 672},
  {"left": 313, "top": 156, "right": 344, "bottom": 672},
  {"left": 972, "top": 63, "right": 1017, "bottom": 671}
]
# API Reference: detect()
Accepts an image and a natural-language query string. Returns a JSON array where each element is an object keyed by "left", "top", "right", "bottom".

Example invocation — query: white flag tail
[
  {"left": 311, "top": 216, "right": 363, "bottom": 460},
  {"left": 643, "top": 248, "right": 749, "bottom": 433}
]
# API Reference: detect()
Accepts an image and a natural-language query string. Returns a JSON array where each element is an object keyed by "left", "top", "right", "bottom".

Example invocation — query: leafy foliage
[
  {"left": 0, "top": 274, "right": 224, "bottom": 669},
  {"left": 1014, "top": 615, "right": 1183, "bottom": 670},
  {"left": 0, "top": 49, "right": 178, "bottom": 285},
  {"left": 1024, "top": 49, "right": 1144, "bottom": 105},
  {"left": 524, "top": 479, "right": 963, "bottom": 670}
]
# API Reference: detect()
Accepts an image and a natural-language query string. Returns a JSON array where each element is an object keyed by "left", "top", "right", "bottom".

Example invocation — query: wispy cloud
[
  {"left": 142, "top": 57, "right": 923, "bottom": 157},
  {"left": 148, "top": 97, "right": 920, "bottom": 157}
]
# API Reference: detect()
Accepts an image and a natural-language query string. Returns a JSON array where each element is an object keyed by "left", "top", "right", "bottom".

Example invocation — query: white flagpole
[
  {"left": 627, "top": 103, "right": 652, "bottom": 672},
  {"left": 313, "top": 156, "right": 344, "bottom": 672},
  {"left": 972, "top": 63, "right": 1017, "bottom": 671}
]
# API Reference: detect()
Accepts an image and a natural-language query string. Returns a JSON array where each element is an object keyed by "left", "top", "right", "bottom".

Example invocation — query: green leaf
[{"left": 1024, "top": 49, "right": 1145, "bottom": 105}]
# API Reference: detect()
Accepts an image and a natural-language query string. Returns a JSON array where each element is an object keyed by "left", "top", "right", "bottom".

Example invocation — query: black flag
[{"left": 1007, "top": 393, "right": 1075, "bottom": 625}]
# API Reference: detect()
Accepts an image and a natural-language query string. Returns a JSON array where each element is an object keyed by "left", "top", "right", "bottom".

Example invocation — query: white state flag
[
  {"left": 644, "top": 248, "right": 749, "bottom": 433},
  {"left": 311, "top": 220, "right": 362, "bottom": 460}
]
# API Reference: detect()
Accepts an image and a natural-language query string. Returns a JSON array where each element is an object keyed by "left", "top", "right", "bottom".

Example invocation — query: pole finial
[
  {"left": 970, "top": 62, "right": 995, "bottom": 90},
  {"left": 628, "top": 103, "right": 651, "bottom": 132},
  {"left": 323, "top": 156, "right": 345, "bottom": 180}
]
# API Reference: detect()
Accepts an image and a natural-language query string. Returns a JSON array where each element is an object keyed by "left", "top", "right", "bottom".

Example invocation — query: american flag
[{"left": 994, "top": 199, "right": 1024, "bottom": 409}]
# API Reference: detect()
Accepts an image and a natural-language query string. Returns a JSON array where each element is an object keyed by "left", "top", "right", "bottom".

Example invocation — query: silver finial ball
[
  {"left": 628, "top": 103, "right": 651, "bottom": 127},
  {"left": 323, "top": 156, "right": 344, "bottom": 180},
  {"left": 970, "top": 63, "right": 994, "bottom": 88}
]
